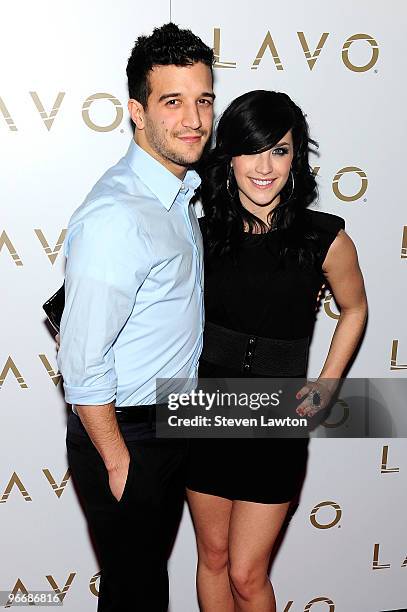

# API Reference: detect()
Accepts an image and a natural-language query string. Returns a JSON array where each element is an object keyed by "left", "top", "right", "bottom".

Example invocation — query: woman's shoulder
[
  {"left": 303, "top": 208, "right": 345, "bottom": 235},
  {"left": 302, "top": 208, "right": 346, "bottom": 266}
]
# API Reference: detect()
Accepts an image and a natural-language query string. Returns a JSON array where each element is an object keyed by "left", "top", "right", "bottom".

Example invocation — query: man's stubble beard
[{"left": 144, "top": 115, "right": 208, "bottom": 168}]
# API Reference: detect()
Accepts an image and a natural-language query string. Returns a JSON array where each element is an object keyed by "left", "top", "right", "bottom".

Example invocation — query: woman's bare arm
[
  {"left": 319, "top": 230, "right": 368, "bottom": 379},
  {"left": 296, "top": 230, "right": 367, "bottom": 416}
]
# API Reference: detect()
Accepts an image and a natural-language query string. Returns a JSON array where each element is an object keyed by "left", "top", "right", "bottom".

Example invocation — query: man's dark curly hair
[{"left": 126, "top": 23, "right": 214, "bottom": 107}]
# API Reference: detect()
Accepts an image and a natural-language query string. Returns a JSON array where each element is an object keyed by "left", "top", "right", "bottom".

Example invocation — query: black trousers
[{"left": 66, "top": 416, "right": 188, "bottom": 612}]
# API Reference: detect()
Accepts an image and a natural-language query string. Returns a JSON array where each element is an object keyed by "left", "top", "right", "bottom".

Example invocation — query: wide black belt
[{"left": 201, "top": 321, "right": 309, "bottom": 376}]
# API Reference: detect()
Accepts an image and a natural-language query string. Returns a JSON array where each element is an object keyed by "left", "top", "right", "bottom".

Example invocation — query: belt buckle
[{"left": 242, "top": 336, "right": 257, "bottom": 373}]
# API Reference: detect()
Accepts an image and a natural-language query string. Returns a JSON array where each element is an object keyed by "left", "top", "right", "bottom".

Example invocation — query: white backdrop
[{"left": 1, "top": 1, "right": 406, "bottom": 610}]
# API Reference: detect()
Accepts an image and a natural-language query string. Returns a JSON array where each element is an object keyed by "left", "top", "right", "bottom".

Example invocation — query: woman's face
[{"left": 231, "top": 130, "right": 294, "bottom": 218}]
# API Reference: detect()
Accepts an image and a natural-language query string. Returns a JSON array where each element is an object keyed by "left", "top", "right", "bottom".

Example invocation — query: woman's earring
[
  {"left": 226, "top": 165, "right": 235, "bottom": 198},
  {"left": 286, "top": 169, "right": 295, "bottom": 201}
]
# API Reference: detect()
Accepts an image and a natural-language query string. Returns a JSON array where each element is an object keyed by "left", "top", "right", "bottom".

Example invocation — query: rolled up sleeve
[{"left": 57, "top": 201, "right": 152, "bottom": 405}]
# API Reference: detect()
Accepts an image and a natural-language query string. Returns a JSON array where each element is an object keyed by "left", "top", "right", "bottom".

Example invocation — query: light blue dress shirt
[{"left": 57, "top": 140, "right": 204, "bottom": 407}]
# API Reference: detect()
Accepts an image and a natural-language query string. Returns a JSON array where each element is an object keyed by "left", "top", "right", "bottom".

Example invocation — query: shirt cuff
[{"left": 63, "top": 383, "right": 116, "bottom": 406}]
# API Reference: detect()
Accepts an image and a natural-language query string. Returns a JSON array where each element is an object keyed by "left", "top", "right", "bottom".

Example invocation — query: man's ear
[{"left": 128, "top": 99, "right": 145, "bottom": 130}]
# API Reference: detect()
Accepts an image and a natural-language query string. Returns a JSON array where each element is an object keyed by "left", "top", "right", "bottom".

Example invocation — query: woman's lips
[{"left": 249, "top": 177, "right": 276, "bottom": 189}]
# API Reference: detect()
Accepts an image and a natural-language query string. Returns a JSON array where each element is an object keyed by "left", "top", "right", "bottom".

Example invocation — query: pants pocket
[{"left": 116, "top": 455, "right": 135, "bottom": 505}]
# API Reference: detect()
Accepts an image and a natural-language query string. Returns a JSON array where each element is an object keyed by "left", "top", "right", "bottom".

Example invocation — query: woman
[{"left": 186, "top": 90, "right": 367, "bottom": 611}]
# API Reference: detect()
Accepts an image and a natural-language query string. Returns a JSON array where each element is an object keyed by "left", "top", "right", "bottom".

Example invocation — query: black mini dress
[{"left": 186, "top": 208, "right": 345, "bottom": 504}]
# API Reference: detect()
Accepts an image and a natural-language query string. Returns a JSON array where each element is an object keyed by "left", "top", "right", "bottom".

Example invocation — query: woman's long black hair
[{"left": 199, "top": 90, "right": 320, "bottom": 266}]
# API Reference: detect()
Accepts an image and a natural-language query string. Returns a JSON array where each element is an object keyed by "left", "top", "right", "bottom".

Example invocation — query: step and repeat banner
[{"left": 1, "top": 1, "right": 405, "bottom": 610}]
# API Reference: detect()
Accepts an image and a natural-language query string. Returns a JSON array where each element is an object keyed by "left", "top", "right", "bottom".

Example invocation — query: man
[{"left": 57, "top": 23, "right": 214, "bottom": 611}]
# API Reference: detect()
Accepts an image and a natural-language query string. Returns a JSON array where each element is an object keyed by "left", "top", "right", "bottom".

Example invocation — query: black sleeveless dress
[{"left": 186, "top": 208, "right": 345, "bottom": 504}]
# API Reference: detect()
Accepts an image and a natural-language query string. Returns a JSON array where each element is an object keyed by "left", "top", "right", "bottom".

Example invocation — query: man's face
[{"left": 131, "top": 62, "right": 214, "bottom": 177}]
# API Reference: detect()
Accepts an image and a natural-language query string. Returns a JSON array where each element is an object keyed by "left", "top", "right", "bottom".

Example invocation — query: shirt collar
[{"left": 125, "top": 140, "right": 201, "bottom": 210}]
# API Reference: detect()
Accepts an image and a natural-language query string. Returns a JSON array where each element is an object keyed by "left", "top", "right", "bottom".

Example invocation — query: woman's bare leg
[
  {"left": 187, "top": 489, "right": 234, "bottom": 612},
  {"left": 228, "top": 500, "right": 291, "bottom": 612}
]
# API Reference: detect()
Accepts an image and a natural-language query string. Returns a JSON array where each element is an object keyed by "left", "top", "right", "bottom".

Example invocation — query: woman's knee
[
  {"left": 229, "top": 564, "right": 268, "bottom": 600},
  {"left": 198, "top": 537, "right": 229, "bottom": 573}
]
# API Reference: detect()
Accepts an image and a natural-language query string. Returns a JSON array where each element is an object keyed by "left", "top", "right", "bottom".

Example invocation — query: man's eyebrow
[{"left": 158, "top": 92, "right": 216, "bottom": 102}]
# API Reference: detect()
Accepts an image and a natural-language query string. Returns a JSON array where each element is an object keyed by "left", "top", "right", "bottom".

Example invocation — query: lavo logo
[
  {"left": 401, "top": 226, "right": 407, "bottom": 259},
  {"left": 313, "top": 165, "right": 368, "bottom": 202},
  {"left": 213, "top": 28, "right": 379, "bottom": 72},
  {"left": 0, "top": 92, "right": 123, "bottom": 133},
  {"left": 0, "top": 355, "right": 60, "bottom": 390},
  {"left": 310, "top": 501, "right": 342, "bottom": 529},
  {"left": 5, "top": 574, "right": 335, "bottom": 610},
  {"left": 283, "top": 598, "right": 335, "bottom": 612},
  {"left": 391, "top": 340, "right": 407, "bottom": 370},
  {"left": 0, "top": 30, "right": 379, "bottom": 133},
  {"left": 320, "top": 399, "right": 349, "bottom": 429},
  {"left": 372, "top": 544, "right": 407, "bottom": 570},
  {"left": 0, "top": 229, "right": 66, "bottom": 266},
  {"left": 0, "top": 469, "right": 70, "bottom": 503},
  {"left": 3, "top": 572, "right": 103, "bottom": 607},
  {"left": 323, "top": 293, "right": 340, "bottom": 320},
  {"left": 380, "top": 445, "right": 400, "bottom": 474},
  {"left": 4, "top": 574, "right": 76, "bottom": 607}
]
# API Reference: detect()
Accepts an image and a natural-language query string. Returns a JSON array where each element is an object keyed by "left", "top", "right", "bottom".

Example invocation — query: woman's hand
[{"left": 295, "top": 378, "right": 338, "bottom": 418}]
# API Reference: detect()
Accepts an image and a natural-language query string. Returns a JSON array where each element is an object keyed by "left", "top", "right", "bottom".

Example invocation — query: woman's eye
[{"left": 273, "top": 147, "right": 289, "bottom": 156}]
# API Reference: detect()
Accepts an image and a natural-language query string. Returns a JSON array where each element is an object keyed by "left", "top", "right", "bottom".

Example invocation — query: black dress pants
[{"left": 66, "top": 419, "right": 188, "bottom": 612}]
